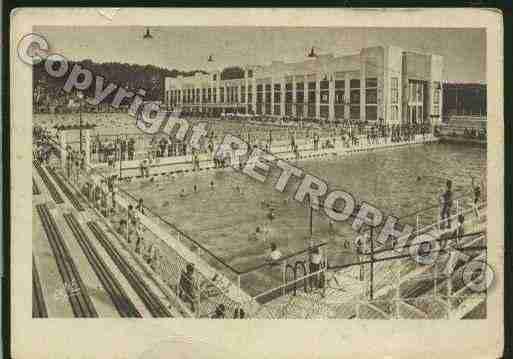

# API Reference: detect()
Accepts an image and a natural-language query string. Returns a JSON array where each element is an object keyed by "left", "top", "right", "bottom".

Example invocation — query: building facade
[
  {"left": 442, "top": 82, "right": 486, "bottom": 121},
  {"left": 164, "top": 45, "right": 444, "bottom": 125}
]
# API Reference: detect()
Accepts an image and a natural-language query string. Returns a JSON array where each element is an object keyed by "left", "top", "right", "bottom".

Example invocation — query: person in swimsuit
[
  {"left": 471, "top": 176, "right": 481, "bottom": 218},
  {"left": 440, "top": 180, "right": 453, "bottom": 229}
]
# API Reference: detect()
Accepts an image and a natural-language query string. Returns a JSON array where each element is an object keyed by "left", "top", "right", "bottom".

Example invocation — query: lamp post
[{"left": 77, "top": 91, "right": 84, "bottom": 153}]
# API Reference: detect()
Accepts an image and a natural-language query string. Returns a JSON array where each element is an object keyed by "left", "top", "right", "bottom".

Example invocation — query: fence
[
  {"left": 242, "top": 230, "right": 487, "bottom": 319},
  {"left": 59, "top": 155, "right": 248, "bottom": 318},
  {"left": 235, "top": 190, "right": 487, "bottom": 319},
  {"left": 61, "top": 120, "right": 434, "bottom": 168},
  {"left": 46, "top": 133, "right": 487, "bottom": 319}
]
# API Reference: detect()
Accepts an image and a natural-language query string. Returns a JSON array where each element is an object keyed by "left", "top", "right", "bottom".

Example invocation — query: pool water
[{"left": 119, "top": 143, "right": 486, "bottom": 284}]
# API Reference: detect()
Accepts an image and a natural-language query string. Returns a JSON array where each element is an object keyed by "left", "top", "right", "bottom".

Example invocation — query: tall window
[
  {"left": 308, "top": 82, "right": 316, "bottom": 103},
  {"left": 265, "top": 84, "right": 271, "bottom": 103},
  {"left": 207, "top": 88, "right": 212, "bottom": 103},
  {"left": 365, "top": 78, "right": 378, "bottom": 121},
  {"left": 241, "top": 86, "right": 246, "bottom": 103},
  {"left": 408, "top": 80, "right": 424, "bottom": 123},
  {"left": 285, "top": 83, "right": 293, "bottom": 103},
  {"left": 307, "top": 81, "right": 316, "bottom": 117},
  {"left": 320, "top": 79, "right": 329, "bottom": 119},
  {"left": 391, "top": 78, "right": 399, "bottom": 104},
  {"left": 334, "top": 80, "right": 345, "bottom": 119},
  {"left": 295, "top": 82, "right": 304, "bottom": 118},
  {"left": 350, "top": 79, "right": 360, "bottom": 119},
  {"left": 257, "top": 84, "right": 263, "bottom": 103},
  {"left": 391, "top": 77, "right": 399, "bottom": 123},
  {"left": 285, "top": 82, "right": 293, "bottom": 116},
  {"left": 296, "top": 82, "right": 304, "bottom": 103},
  {"left": 247, "top": 85, "right": 253, "bottom": 104},
  {"left": 320, "top": 80, "right": 329, "bottom": 104},
  {"left": 220, "top": 87, "right": 225, "bottom": 103},
  {"left": 256, "top": 84, "right": 263, "bottom": 114},
  {"left": 433, "top": 81, "right": 440, "bottom": 116},
  {"left": 265, "top": 84, "right": 272, "bottom": 114},
  {"left": 274, "top": 84, "right": 281, "bottom": 115},
  {"left": 213, "top": 88, "right": 217, "bottom": 103}
]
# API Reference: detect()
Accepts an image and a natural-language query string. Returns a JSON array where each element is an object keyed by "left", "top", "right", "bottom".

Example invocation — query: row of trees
[{"left": 33, "top": 59, "right": 207, "bottom": 112}]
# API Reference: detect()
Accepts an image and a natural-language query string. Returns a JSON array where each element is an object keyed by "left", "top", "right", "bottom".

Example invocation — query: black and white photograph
[{"left": 10, "top": 8, "right": 504, "bottom": 359}]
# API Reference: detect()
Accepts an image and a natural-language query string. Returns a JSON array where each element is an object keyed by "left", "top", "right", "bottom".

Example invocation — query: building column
[
  {"left": 328, "top": 73, "right": 335, "bottom": 122},
  {"left": 360, "top": 62, "right": 366, "bottom": 122},
  {"left": 315, "top": 75, "right": 321, "bottom": 119}
]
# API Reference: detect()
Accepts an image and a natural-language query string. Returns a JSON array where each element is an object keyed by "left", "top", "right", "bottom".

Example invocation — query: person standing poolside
[
  {"left": 440, "top": 180, "right": 453, "bottom": 229},
  {"left": 454, "top": 214, "right": 465, "bottom": 247},
  {"left": 110, "top": 185, "right": 117, "bottom": 214},
  {"left": 309, "top": 247, "right": 323, "bottom": 289},
  {"left": 354, "top": 229, "right": 369, "bottom": 281},
  {"left": 471, "top": 175, "right": 482, "bottom": 219},
  {"left": 136, "top": 198, "right": 145, "bottom": 214},
  {"left": 134, "top": 219, "right": 144, "bottom": 254},
  {"left": 179, "top": 263, "right": 197, "bottom": 312}
]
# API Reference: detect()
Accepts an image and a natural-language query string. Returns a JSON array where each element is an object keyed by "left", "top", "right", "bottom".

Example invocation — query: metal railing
[
  {"left": 56, "top": 154, "right": 246, "bottom": 318},
  {"left": 45, "top": 135, "right": 486, "bottom": 319}
]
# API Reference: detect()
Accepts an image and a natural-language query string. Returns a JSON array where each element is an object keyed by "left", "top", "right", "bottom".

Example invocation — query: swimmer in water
[
  {"left": 417, "top": 176, "right": 422, "bottom": 181},
  {"left": 179, "top": 189, "right": 186, "bottom": 198},
  {"left": 210, "top": 181, "right": 214, "bottom": 190},
  {"left": 267, "top": 208, "right": 275, "bottom": 223},
  {"left": 193, "top": 184, "right": 198, "bottom": 193}
]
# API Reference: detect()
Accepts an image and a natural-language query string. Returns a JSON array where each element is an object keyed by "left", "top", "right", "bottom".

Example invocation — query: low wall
[{"left": 96, "top": 134, "right": 439, "bottom": 181}]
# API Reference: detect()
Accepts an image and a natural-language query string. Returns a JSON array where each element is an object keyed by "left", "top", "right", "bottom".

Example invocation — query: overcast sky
[{"left": 35, "top": 26, "right": 486, "bottom": 82}]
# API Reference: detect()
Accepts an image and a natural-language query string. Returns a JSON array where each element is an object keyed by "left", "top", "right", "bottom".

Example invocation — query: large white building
[{"left": 164, "top": 45, "right": 443, "bottom": 124}]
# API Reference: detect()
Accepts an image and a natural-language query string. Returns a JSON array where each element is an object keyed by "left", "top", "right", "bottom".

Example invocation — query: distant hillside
[{"left": 33, "top": 59, "right": 206, "bottom": 112}]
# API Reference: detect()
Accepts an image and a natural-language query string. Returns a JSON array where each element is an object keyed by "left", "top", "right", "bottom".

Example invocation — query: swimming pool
[{"left": 119, "top": 142, "right": 486, "bottom": 295}]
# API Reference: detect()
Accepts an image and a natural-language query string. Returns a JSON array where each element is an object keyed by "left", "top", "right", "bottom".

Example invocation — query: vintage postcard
[{"left": 10, "top": 7, "right": 504, "bottom": 359}]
